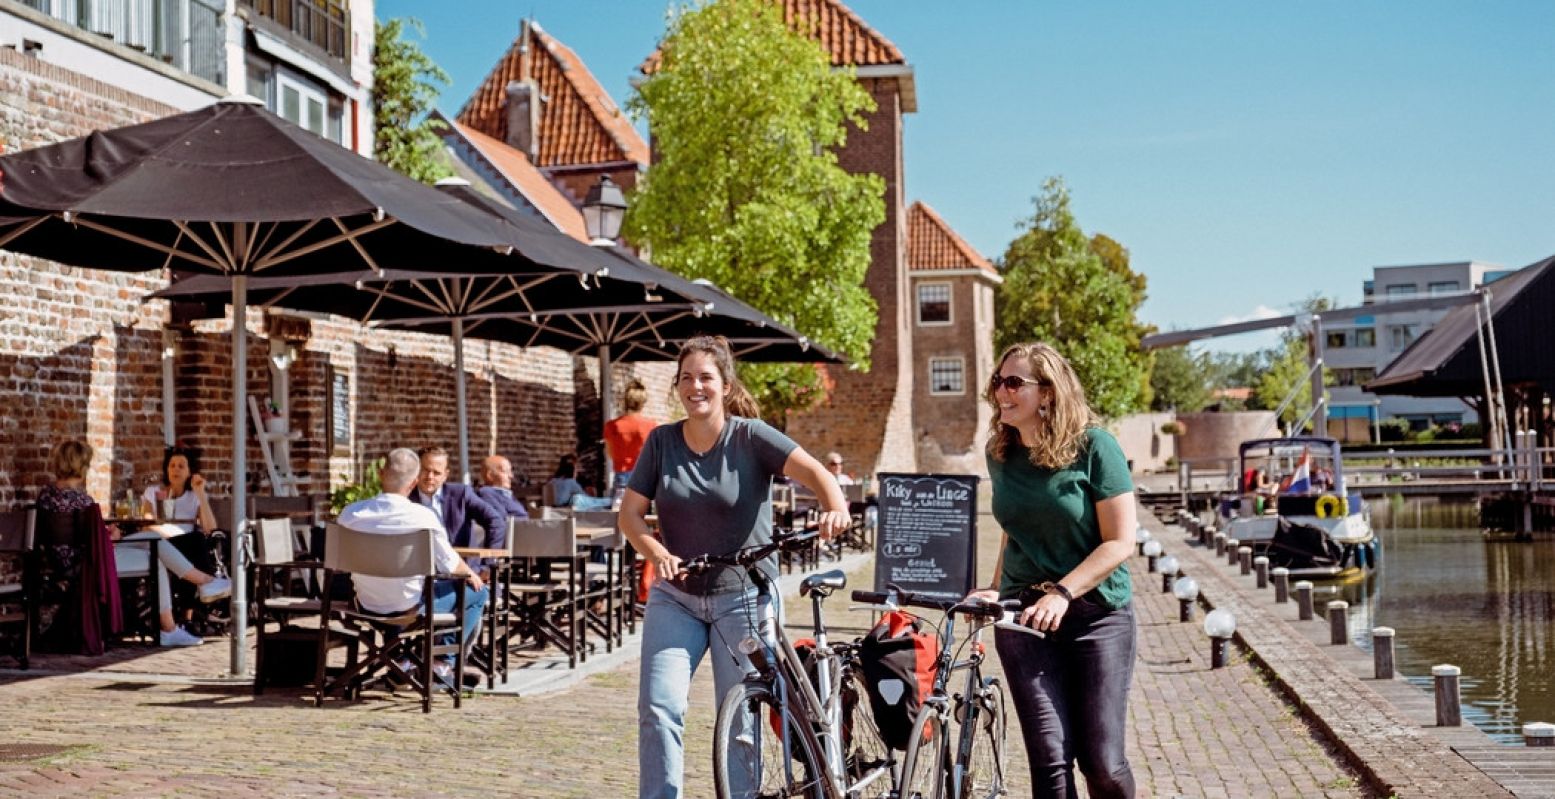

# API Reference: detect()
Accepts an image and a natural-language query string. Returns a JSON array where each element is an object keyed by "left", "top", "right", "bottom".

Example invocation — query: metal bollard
[
  {"left": 1238, "top": 547, "right": 1253, "bottom": 575},
  {"left": 1326, "top": 601, "right": 1349, "bottom": 645},
  {"left": 1254, "top": 556, "right": 1270, "bottom": 588},
  {"left": 1214, "top": 533, "right": 1227, "bottom": 557},
  {"left": 1227, "top": 540, "right": 1241, "bottom": 566},
  {"left": 1433, "top": 665, "right": 1462, "bottom": 727},
  {"left": 1201, "top": 524, "right": 1216, "bottom": 548},
  {"left": 1372, "top": 627, "right": 1395, "bottom": 679},
  {"left": 1294, "top": 580, "right": 1314, "bottom": 620},
  {"left": 1272, "top": 567, "right": 1290, "bottom": 603},
  {"left": 1525, "top": 722, "right": 1555, "bottom": 747}
]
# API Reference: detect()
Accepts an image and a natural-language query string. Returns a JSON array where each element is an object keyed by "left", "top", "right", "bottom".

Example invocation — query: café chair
[
  {"left": 252, "top": 518, "right": 339, "bottom": 695},
  {"left": 0, "top": 508, "right": 35, "bottom": 668},
  {"left": 35, "top": 505, "right": 129, "bottom": 653},
  {"left": 503, "top": 516, "right": 584, "bottom": 669},
  {"left": 313, "top": 523, "right": 470, "bottom": 714},
  {"left": 572, "top": 511, "right": 627, "bottom": 653}
]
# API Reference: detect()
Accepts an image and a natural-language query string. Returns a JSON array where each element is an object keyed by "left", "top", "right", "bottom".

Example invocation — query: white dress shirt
[{"left": 337, "top": 492, "right": 462, "bottom": 614}]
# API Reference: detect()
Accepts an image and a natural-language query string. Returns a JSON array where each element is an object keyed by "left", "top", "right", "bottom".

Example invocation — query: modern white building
[
  {"left": 0, "top": 0, "right": 373, "bottom": 154},
  {"left": 1325, "top": 260, "right": 1518, "bottom": 439}
]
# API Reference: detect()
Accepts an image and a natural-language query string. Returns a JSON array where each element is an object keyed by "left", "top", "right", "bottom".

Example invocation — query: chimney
[{"left": 505, "top": 19, "right": 541, "bottom": 161}]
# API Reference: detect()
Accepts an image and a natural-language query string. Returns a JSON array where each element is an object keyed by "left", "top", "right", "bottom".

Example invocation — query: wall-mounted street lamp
[{"left": 582, "top": 175, "right": 627, "bottom": 246}]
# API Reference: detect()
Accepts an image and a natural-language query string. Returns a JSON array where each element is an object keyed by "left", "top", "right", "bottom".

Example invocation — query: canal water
[{"left": 1327, "top": 496, "right": 1555, "bottom": 744}]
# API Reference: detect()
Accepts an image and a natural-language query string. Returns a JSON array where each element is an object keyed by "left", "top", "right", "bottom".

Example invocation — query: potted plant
[
  {"left": 329, "top": 457, "right": 383, "bottom": 515},
  {"left": 1160, "top": 420, "right": 1187, "bottom": 437}
]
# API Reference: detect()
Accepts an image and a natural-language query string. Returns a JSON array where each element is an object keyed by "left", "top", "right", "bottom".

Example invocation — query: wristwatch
[{"left": 1037, "top": 581, "right": 1073, "bottom": 602}]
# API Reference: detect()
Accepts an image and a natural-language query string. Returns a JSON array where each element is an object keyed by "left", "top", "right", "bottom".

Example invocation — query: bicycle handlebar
[
  {"left": 849, "top": 587, "right": 1019, "bottom": 621},
  {"left": 680, "top": 526, "right": 821, "bottom": 575}
]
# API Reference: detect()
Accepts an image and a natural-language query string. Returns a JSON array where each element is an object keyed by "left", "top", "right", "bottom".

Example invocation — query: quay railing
[{"left": 18, "top": 0, "right": 226, "bottom": 84}]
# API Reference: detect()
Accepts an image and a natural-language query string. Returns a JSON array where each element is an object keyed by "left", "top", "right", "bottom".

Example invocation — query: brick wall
[
  {"left": 786, "top": 77, "right": 917, "bottom": 478},
  {"left": 911, "top": 273, "right": 997, "bottom": 476},
  {"left": 0, "top": 53, "right": 634, "bottom": 509}
]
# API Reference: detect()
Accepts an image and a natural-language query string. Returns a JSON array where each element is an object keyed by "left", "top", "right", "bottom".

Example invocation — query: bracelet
[{"left": 1038, "top": 581, "right": 1073, "bottom": 602}]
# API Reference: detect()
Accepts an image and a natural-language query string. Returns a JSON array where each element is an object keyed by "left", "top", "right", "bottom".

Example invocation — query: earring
[{"left": 1038, "top": 406, "right": 1049, "bottom": 419}]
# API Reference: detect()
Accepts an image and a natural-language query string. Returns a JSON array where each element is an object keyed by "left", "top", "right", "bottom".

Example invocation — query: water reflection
[{"left": 1330, "top": 496, "right": 1555, "bottom": 743}]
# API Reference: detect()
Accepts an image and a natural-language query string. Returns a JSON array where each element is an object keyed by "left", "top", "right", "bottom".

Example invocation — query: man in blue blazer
[
  {"left": 477, "top": 454, "right": 530, "bottom": 523},
  {"left": 409, "top": 447, "right": 507, "bottom": 570}
]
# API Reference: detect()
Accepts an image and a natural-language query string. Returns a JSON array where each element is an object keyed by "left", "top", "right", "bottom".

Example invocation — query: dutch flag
[{"left": 1284, "top": 449, "right": 1312, "bottom": 494}]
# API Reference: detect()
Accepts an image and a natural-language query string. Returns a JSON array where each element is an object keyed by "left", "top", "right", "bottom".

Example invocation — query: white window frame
[
  {"left": 916, "top": 282, "right": 953, "bottom": 326},
  {"left": 927, "top": 356, "right": 966, "bottom": 396},
  {"left": 1428, "top": 280, "right": 1461, "bottom": 295},
  {"left": 276, "top": 71, "right": 332, "bottom": 142},
  {"left": 1389, "top": 324, "right": 1417, "bottom": 351}
]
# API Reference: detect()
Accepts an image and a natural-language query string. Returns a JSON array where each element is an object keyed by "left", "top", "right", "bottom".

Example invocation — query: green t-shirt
[{"left": 988, "top": 427, "right": 1135, "bottom": 609}]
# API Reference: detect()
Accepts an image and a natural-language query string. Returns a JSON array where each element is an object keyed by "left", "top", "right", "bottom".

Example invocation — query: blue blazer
[
  {"left": 409, "top": 482, "right": 507, "bottom": 554},
  {"left": 477, "top": 485, "right": 530, "bottom": 525}
]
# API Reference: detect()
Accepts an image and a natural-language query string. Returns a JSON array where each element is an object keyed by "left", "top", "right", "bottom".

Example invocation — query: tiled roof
[
  {"left": 440, "top": 116, "right": 590, "bottom": 243},
  {"left": 907, "top": 201, "right": 997, "bottom": 277},
  {"left": 457, "top": 21, "right": 649, "bottom": 170},
  {"left": 640, "top": 0, "right": 906, "bottom": 73}
]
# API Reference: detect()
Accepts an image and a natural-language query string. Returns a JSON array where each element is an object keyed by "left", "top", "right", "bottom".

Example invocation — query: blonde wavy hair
[{"left": 984, "top": 342, "right": 1099, "bottom": 470}]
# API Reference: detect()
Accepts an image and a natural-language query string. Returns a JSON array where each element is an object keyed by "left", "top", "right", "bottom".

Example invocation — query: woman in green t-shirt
[{"left": 967, "top": 341, "right": 1139, "bottom": 798}]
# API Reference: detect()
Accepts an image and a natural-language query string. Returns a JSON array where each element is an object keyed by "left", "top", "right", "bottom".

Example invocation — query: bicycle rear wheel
[
  {"left": 840, "top": 671, "right": 894, "bottom": 797},
  {"left": 897, "top": 705, "right": 947, "bottom": 799},
  {"left": 959, "top": 676, "right": 1007, "bottom": 799},
  {"left": 713, "top": 681, "right": 826, "bottom": 799}
]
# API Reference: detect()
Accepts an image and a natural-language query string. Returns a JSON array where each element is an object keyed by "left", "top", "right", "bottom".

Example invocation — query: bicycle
[
  {"left": 850, "top": 585, "right": 1038, "bottom": 799},
  {"left": 684, "top": 527, "right": 896, "bottom": 799}
]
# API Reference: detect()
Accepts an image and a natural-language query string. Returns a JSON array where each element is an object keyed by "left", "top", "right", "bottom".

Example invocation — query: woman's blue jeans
[
  {"left": 995, "top": 598, "right": 1136, "bottom": 799},
  {"left": 638, "top": 580, "right": 763, "bottom": 799}
]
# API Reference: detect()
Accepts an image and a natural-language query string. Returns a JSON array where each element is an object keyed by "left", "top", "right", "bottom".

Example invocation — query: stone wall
[
  {"left": 1175, "top": 411, "right": 1279, "bottom": 466},
  {"left": 1109, "top": 412, "right": 1178, "bottom": 474},
  {"left": 786, "top": 77, "right": 917, "bottom": 477}
]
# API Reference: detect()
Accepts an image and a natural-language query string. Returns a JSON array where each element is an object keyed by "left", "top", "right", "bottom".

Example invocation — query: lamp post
[
  {"left": 1142, "top": 539, "right": 1163, "bottom": 572},
  {"left": 1173, "top": 576, "right": 1199, "bottom": 622},
  {"left": 582, "top": 175, "right": 627, "bottom": 246},
  {"left": 1158, "top": 555, "right": 1179, "bottom": 592},
  {"left": 1136, "top": 528, "right": 1153, "bottom": 557},
  {"left": 1204, "top": 608, "right": 1236, "bottom": 668}
]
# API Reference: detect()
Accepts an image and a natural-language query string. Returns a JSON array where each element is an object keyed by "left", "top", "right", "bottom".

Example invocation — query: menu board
[
  {"left": 872, "top": 473, "right": 979, "bottom": 601},
  {"left": 327, "top": 364, "right": 350, "bottom": 454}
]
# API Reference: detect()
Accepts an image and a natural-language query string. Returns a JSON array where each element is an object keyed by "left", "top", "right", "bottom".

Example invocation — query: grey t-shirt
[{"left": 628, "top": 416, "right": 798, "bottom": 594}]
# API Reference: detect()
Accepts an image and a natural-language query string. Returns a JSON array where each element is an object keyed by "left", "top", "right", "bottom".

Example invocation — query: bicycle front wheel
[
  {"left": 897, "top": 704, "right": 947, "bottom": 799},
  {"left": 960, "top": 676, "right": 1007, "bottom": 799},
  {"left": 713, "top": 681, "right": 826, "bottom": 799}
]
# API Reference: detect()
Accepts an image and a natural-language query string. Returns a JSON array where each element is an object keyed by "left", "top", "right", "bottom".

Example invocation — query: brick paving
[{"left": 0, "top": 498, "right": 1375, "bottom": 798}]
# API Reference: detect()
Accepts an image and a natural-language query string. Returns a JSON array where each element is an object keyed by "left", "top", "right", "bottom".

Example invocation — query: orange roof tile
[
  {"left": 640, "top": 0, "right": 906, "bottom": 73},
  {"left": 442, "top": 117, "right": 590, "bottom": 243},
  {"left": 458, "top": 21, "right": 649, "bottom": 171},
  {"left": 907, "top": 201, "right": 997, "bottom": 277}
]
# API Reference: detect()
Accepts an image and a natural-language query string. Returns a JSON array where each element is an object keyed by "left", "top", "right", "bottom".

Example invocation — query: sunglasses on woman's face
[{"left": 989, "top": 374, "right": 1048, "bottom": 392}]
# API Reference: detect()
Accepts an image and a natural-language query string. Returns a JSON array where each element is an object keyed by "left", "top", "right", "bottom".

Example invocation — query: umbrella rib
[
  {"left": 0, "top": 216, "right": 47, "bottom": 250},
  {"left": 252, "top": 216, "right": 396, "bottom": 271},
  {"left": 246, "top": 221, "right": 280, "bottom": 267},
  {"left": 208, "top": 221, "right": 240, "bottom": 270},
  {"left": 71, "top": 218, "right": 223, "bottom": 270},
  {"left": 332, "top": 216, "right": 383, "bottom": 275},
  {"left": 410, "top": 278, "right": 460, "bottom": 314},
  {"left": 252, "top": 219, "right": 322, "bottom": 268}
]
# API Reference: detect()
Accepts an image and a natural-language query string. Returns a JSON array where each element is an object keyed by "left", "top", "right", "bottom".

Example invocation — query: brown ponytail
[{"left": 678, "top": 335, "right": 761, "bottom": 419}]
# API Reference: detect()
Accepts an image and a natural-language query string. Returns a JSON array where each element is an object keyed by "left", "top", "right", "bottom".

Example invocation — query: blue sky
[{"left": 376, "top": 1, "right": 1555, "bottom": 354}]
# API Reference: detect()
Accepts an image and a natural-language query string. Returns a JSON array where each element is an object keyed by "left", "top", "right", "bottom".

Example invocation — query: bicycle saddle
[{"left": 800, "top": 569, "right": 847, "bottom": 597}]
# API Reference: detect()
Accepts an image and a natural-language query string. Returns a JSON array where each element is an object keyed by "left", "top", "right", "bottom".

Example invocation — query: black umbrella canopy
[{"left": 0, "top": 97, "right": 598, "bottom": 277}]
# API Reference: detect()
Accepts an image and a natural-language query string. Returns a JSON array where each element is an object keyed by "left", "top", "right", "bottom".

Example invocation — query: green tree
[
  {"left": 996, "top": 177, "right": 1151, "bottom": 418},
  {"left": 1150, "top": 345, "right": 1213, "bottom": 412},
  {"left": 373, "top": 18, "right": 452, "bottom": 183},
  {"left": 624, "top": 0, "right": 885, "bottom": 424},
  {"left": 1249, "top": 295, "right": 1336, "bottom": 427}
]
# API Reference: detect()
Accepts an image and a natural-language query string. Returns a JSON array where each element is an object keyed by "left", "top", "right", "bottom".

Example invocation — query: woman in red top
[{"left": 604, "top": 380, "right": 657, "bottom": 498}]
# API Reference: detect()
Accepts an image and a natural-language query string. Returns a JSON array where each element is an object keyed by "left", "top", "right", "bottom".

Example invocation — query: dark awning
[{"left": 1366, "top": 255, "right": 1555, "bottom": 397}]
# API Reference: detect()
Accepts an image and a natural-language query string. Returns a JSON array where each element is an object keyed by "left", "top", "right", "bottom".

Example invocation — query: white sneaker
[
  {"left": 160, "top": 626, "right": 203, "bottom": 647},
  {"left": 197, "top": 576, "right": 232, "bottom": 603}
]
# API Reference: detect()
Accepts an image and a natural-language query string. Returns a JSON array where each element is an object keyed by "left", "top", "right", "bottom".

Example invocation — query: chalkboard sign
[
  {"left": 327, "top": 364, "right": 350, "bottom": 454},
  {"left": 873, "top": 473, "right": 979, "bottom": 601}
]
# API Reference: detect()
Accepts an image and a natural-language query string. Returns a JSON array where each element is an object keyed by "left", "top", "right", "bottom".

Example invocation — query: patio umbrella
[{"left": 0, "top": 97, "right": 603, "bottom": 676}]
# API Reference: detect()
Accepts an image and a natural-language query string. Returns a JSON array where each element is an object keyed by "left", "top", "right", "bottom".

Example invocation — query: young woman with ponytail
[{"left": 618, "top": 335, "right": 849, "bottom": 799}]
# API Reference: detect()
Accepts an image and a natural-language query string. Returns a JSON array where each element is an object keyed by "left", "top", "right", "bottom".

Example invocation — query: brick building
[
  {"left": 906, "top": 201, "right": 1000, "bottom": 476},
  {"left": 0, "top": 1, "right": 597, "bottom": 507}
]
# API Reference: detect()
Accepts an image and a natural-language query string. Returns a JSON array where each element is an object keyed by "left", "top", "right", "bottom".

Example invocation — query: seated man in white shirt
[
  {"left": 824, "top": 451, "right": 856, "bottom": 486},
  {"left": 337, "top": 447, "right": 488, "bottom": 687}
]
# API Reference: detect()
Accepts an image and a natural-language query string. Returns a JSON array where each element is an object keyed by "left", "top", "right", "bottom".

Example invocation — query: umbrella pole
[
  {"left": 454, "top": 318, "right": 470, "bottom": 484},
  {"left": 230, "top": 275, "right": 250, "bottom": 677},
  {"left": 599, "top": 343, "right": 613, "bottom": 494}
]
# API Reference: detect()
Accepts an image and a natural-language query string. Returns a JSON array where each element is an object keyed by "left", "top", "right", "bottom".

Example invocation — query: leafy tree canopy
[
  {"left": 1249, "top": 294, "right": 1336, "bottom": 427},
  {"left": 625, "top": 0, "right": 886, "bottom": 425},
  {"left": 374, "top": 18, "right": 452, "bottom": 183},
  {"left": 996, "top": 177, "right": 1151, "bottom": 419},
  {"left": 1150, "top": 345, "right": 1214, "bottom": 412}
]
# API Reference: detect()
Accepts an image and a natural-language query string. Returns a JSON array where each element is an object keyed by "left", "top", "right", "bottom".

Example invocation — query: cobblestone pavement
[{"left": 0, "top": 499, "right": 1372, "bottom": 798}]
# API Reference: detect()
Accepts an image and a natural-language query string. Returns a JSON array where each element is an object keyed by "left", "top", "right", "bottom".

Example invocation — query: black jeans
[{"left": 995, "top": 596, "right": 1136, "bottom": 799}]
